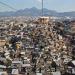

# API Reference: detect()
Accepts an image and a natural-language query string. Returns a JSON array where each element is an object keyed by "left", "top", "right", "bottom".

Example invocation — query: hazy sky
[{"left": 0, "top": 0, "right": 75, "bottom": 12}]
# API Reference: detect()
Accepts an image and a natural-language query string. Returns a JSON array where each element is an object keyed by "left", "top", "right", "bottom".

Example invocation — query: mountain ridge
[{"left": 0, "top": 7, "right": 75, "bottom": 17}]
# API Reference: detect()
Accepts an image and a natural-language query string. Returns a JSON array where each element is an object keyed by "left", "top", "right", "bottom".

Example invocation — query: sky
[{"left": 0, "top": 0, "right": 75, "bottom": 12}]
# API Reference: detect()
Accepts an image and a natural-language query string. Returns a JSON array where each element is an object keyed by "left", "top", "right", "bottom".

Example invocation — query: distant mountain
[{"left": 0, "top": 7, "right": 75, "bottom": 17}]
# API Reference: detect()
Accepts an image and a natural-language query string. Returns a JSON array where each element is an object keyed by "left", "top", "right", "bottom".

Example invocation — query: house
[
  {"left": 0, "top": 36, "right": 6, "bottom": 46},
  {"left": 0, "top": 65, "right": 7, "bottom": 75},
  {"left": 36, "top": 73, "right": 42, "bottom": 75},
  {"left": 62, "top": 60, "right": 75, "bottom": 75},
  {"left": 11, "top": 68, "right": 19, "bottom": 75},
  {"left": 37, "top": 17, "right": 49, "bottom": 24},
  {"left": 11, "top": 60, "right": 23, "bottom": 74}
]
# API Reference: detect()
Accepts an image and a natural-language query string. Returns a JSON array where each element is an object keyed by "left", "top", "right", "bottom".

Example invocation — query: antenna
[{"left": 42, "top": 0, "right": 43, "bottom": 16}]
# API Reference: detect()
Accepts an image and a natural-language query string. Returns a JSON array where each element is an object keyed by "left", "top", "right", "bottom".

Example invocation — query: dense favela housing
[{"left": 0, "top": 16, "right": 75, "bottom": 75}]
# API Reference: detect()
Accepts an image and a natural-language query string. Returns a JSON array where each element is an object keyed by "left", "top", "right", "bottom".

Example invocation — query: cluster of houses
[{"left": 0, "top": 16, "right": 75, "bottom": 75}]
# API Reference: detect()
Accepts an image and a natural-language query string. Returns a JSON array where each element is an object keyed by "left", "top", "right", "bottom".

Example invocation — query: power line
[{"left": 0, "top": 1, "right": 17, "bottom": 11}]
